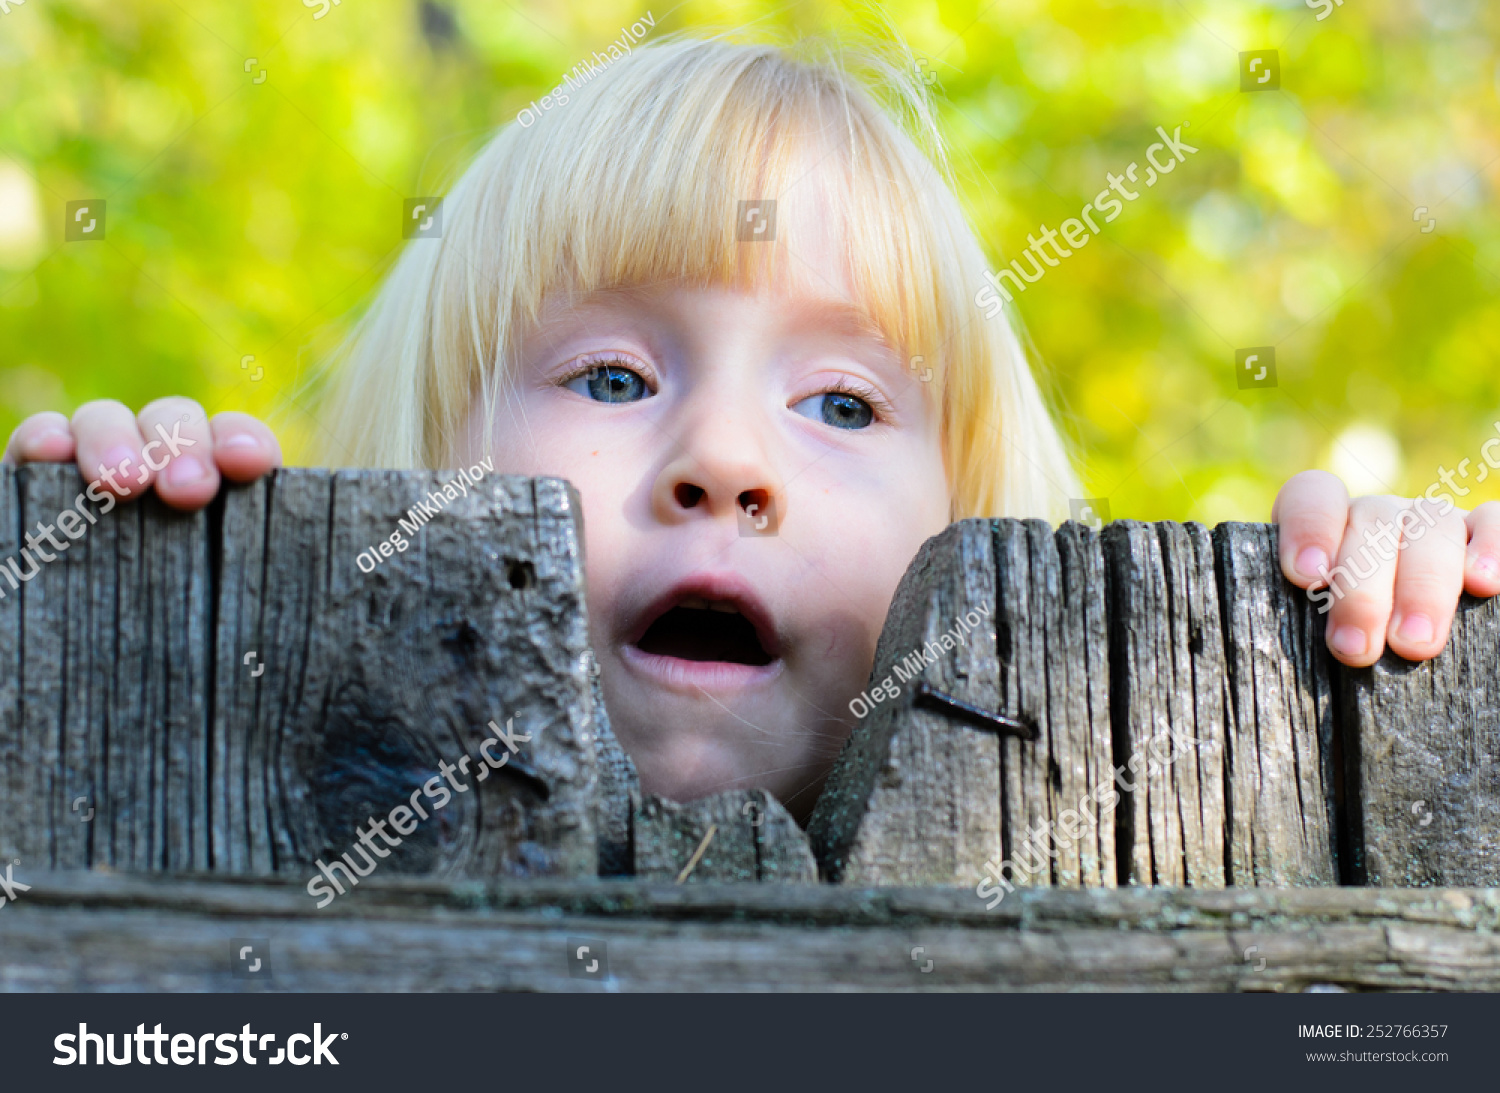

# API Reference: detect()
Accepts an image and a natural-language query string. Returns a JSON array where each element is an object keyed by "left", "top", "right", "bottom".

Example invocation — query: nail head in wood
[{"left": 912, "top": 681, "right": 1038, "bottom": 741}]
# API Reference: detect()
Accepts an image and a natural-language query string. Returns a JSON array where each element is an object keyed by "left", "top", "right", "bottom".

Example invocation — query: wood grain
[
  {"left": 1103, "top": 521, "right": 1229, "bottom": 887},
  {"left": 1346, "top": 592, "right": 1500, "bottom": 885},
  {"left": 1215, "top": 523, "right": 1339, "bottom": 885},
  {"left": 1, "top": 465, "right": 601, "bottom": 880},
  {"left": 3, "top": 873, "right": 1498, "bottom": 991},
  {"left": 633, "top": 790, "right": 817, "bottom": 883},
  {"left": 3, "top": 466, "right": 1497, "bottom": 894},
  {"left": 991, "top": 519, "right": 1114, "bottom": 892}
]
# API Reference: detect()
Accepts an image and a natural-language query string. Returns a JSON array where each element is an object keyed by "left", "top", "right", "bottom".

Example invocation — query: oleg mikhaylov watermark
[
  {"left": 847, "top": 602, "right": 992, "bottom": 719},
  {"left": 354, "top": 457, "right": 494, "bottom": 575},
  {"left": 515, "top": 12, "right": 656, "bottom": 129}
]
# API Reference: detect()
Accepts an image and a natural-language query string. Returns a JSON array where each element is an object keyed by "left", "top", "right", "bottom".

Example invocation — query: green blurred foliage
[{"left": 0, "top": 0, "right": 1496, "bottom": 521}]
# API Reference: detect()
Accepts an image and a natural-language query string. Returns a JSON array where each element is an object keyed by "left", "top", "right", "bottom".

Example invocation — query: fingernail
[
  {"left": 27, "top": 428, "right": 72, "bottom": 452},
  {"left": 1295, "top": 546, "right": 1329, "bottom": 581},
  {"left": 218, "top": 433, "right": 260, "bottom": 451},
  {"left": 1396, "top": 613, "right": 1434, "bottom": 645},
  {"left": 165, "top": 457, "right": 208, "bottom": 487},
  {"left": 1330, "top": 625, "right": 1367, "bottom": 657},
  {"left": 98, "top": 446, "right": 135, "bottom": 476},
  {"left": 1474, "top": 555, "right": 1499, "bottom": 580}
]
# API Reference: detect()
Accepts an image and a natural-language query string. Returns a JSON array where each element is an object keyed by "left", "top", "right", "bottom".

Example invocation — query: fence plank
[
  {"left": 213, "top": 473, "right": 274, "bottom": 873},
  {"left": 1215, "top": 523, "right": 1339, "bottom": 885},
  {"left": 1051, "top": 521, "right": 1116, "bottom": 887},
  {"left": 589, "top": 669, "right": 639, "bottom": 877},
  {"left": 0, "top": 468, "right": 21, "bottom": 864},
  {"left": 635, "top": 793, "right": 758, "bottom": 882},
  {"left": 991, "top": 519, "right": 1114, "bottom": 891},
  {"left": 1347, "top": 593, "right": 1500, "bottom": 885},
  {"left": 3, "top": 469, "right": 212, "bottom": 871},
  {"left": 1103, "top": 521, "right": 1229, "bottom": 887},
  {"left": 277, "top": 468, "right": 598, "bottom": 879},
  {"left": 0, "top": 465, "right": 600, "bottom": 881}
]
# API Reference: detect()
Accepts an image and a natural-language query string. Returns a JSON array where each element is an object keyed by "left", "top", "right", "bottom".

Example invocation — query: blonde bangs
[{"left": 487, "top": 37, "right": 957, "bottom": 381}]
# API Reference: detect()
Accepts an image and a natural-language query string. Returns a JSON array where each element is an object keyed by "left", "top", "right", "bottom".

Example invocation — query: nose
[{"left": 649, "top": 416, "right": 783, "bottom": 530}]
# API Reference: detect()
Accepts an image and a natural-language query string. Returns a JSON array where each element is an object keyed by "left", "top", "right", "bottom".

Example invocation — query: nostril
[
  {"left": 738, "top": 488, "right": 770, "bottom": 515},
  {"left": 674, "top": 483, "right": 705, "bottom": 509}
]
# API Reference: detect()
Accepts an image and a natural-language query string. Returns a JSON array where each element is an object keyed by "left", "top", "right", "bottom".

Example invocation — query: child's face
[{"left": 465, "top": 229, "right": 950, "bottom": 818}]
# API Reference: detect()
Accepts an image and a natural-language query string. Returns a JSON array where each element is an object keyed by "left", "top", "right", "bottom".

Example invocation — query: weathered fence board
[
  {"left": 3, "top": 477, "right": 213, "bottom": 872},
  {"left": 1216, "top": 523, "right": 1339, "bottom": 886},
  {"left": 994, "top": 519, "right": 1114, "bottom": 891},
  {"left": 1346, "top": 590, "right": 1500, "bottom": 886},
  {"left": 590, "top": 671, "right": 639, "bottom": 877},
  {"left": 3, "top": 873, "right": 1500, "bottom": 991},
  {"left": 815, "top": 517, "right": 1497, "bottom": 891},
  {"left": 1106, "top": 521, "right": 1229, "bottom": 888},
  {"left": 1, "top": 465, "right": 604, "bottom": 881}
]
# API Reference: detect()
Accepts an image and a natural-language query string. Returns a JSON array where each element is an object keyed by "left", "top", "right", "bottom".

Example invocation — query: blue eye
[
  {"left": 791, "top": 391, "right": 876, "bottom": 430},
  {"left": 565, "top": 362, "right": 650, "bottom": 404}
]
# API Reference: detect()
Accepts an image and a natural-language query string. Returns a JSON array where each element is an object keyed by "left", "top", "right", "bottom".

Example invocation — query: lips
[{"left": 626, "top": 573, "right": 783, "bottom": 664}]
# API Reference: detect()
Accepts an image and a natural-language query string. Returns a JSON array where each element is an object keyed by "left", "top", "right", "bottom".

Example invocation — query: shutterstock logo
[
  {"left": 54, "top": 1023, "right": 346, "bottom": 1066},
  {"left": 0, "top": 859, "right": 29, "bottom": 907}
]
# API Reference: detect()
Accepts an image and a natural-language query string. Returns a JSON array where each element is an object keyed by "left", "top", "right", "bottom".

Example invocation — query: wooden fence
[{"left": 1, "top": 464, "right": 1496, "bottom": 990}]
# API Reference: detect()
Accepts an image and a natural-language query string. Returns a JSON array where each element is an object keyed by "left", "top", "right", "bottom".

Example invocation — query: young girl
[{"left": 7, "top": 33, "right": 1499, "bottom": 821}]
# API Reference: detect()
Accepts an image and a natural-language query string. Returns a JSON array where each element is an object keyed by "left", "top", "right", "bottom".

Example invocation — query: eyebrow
[
  {"left": 530, "top": 282, "right": 902, "bottom": 363},
  {"left": 785, "top": 294, "right": 906, "bottom": 373},
  {"left": 788, "top": 292, "right": 883, "bottom": 337}
]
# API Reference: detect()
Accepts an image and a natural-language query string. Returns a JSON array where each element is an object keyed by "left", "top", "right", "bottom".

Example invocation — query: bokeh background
[{"left": 1, "top": 0, "right": 1496, "bottom": 522}]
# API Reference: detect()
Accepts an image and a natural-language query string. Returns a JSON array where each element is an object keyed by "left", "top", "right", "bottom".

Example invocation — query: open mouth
[{"left": 634, "top": 596, "right": 775, "bottom": 666}]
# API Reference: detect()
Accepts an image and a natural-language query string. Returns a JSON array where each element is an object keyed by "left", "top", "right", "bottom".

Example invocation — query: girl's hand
[
  {"left": 2, "top": 398, "right": 281, "bottom": 512},
  {"left": 1273, "top": 469, "right": 1500, "bottom": 666}
]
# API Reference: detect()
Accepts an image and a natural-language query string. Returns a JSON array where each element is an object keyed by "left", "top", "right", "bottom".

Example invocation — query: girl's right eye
[{"left": 561, "top": 359, "right": 652, "bottom": 404}]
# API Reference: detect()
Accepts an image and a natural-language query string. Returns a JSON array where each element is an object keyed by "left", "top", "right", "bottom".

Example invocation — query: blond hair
[{"left": 315, "top": 31, "right": 1081, "bottom": 522}]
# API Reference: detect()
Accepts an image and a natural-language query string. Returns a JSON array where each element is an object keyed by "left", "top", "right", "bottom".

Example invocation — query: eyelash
[
  {"left": 555, "top": 354, "right": 895, "bottom": 422},
  {"left": 814, "top": 376, "right": 895, "bottom": 423},
  {"left": 555, "top": 353, "right": 657, "bottom": 393}
]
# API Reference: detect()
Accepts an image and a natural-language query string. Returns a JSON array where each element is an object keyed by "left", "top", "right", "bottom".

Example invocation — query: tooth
[
  {"left": 707, "top": 600, "right": 739, "bottom": 614},
  {"left": 678, "top": 596, "right": 709, "bottom": 610}
]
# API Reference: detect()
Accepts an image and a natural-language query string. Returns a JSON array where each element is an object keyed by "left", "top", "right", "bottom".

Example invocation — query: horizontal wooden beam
[{"left": 3, "top": 873, "right": 1498, "bottom": 991}]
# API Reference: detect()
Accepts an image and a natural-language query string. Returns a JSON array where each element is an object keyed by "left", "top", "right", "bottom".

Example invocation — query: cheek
[
  {"left": 476, "top": 411, "right": 633, "bottom": 602},
  {"left": 796, "top": 462, "right": 948, "bottom": 663},
  {"left": 806, "top": 467, "right": 947, "bottom": 588},
  {"left": 536, "top": 443, "right": 638, "bottom": 620},
  {"left": 795, "top": 507, "right": 907, "bottom": 662}
]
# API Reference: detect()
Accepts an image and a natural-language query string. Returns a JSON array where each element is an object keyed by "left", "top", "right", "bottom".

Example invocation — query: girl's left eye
[{"left": 790, "top": 384, "right": 885, "bottom": 430}]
